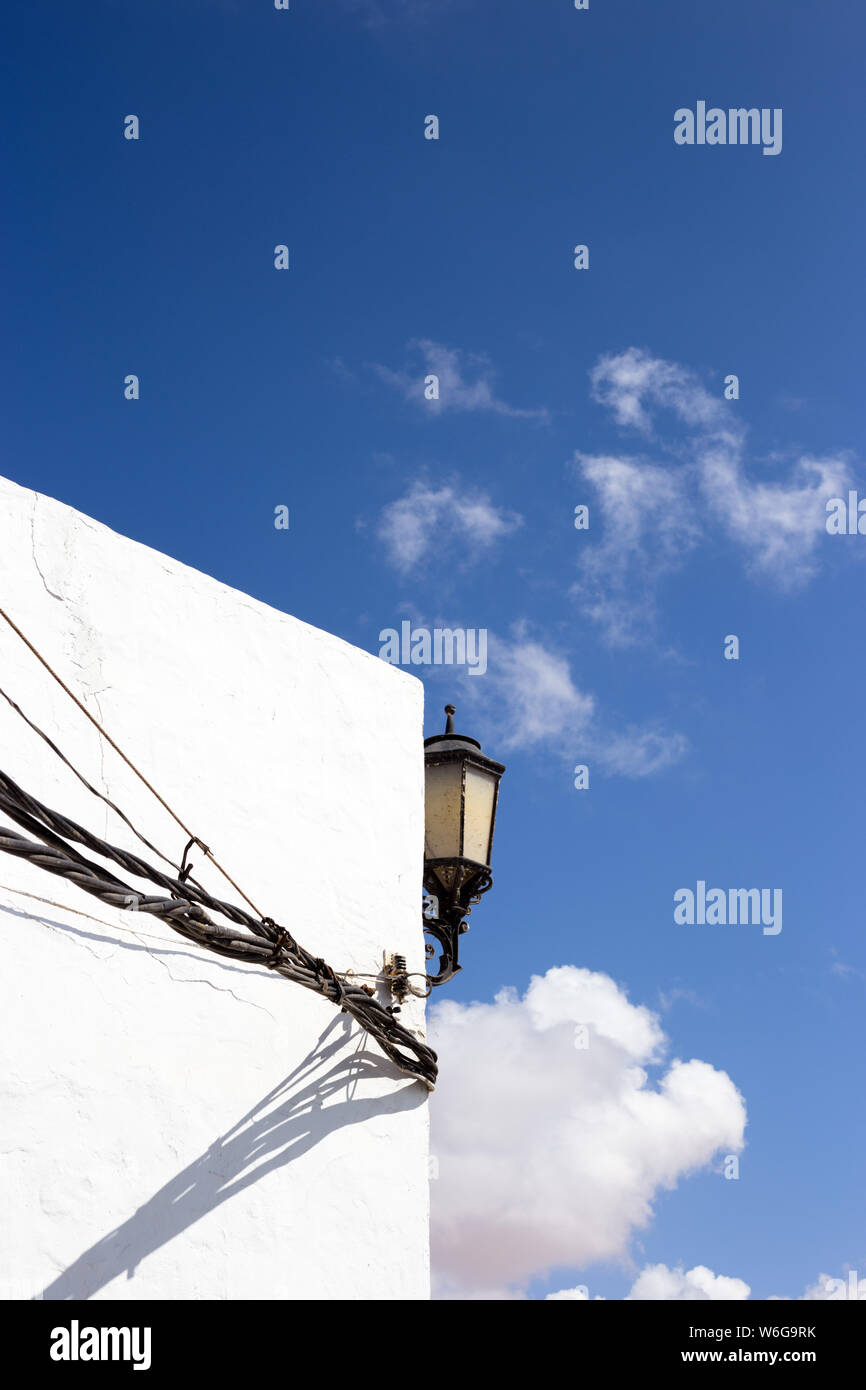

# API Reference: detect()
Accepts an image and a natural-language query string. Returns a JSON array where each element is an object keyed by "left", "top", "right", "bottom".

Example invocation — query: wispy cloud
[
  {"left": 572, "top": 451, "right": 700, "bottom": 647},
  {"left": 574, "top": 349, "right": 853, "bottom": 644},
  {"left": 375, "top": 479, "right": 522, "bottom": 573},
  {"left": 371, "top": 605, "right": 686, "bottom": 775},
  {"left": 828, "top": 946, "right": 866, "bottom": 983},
  {"left": 595, "top": 723, "right": 690, "bottom": 777},
  {"left": 430, "top": 966, "right": 747, "bottom": 1299},
  {"left": 372, "top": 339, "right": 548, "bottom": 420},
  {"left": 698, "top": 446, "right": 850, "bottom": 585},
  {"left": 455, "top": 624, "right": 687, "bottom": 775},
  {"left": 591, "top": 347, "right": 725, "bottom": 435},
  {"left": 476, "top": 627, "right": 596, "bottom": 751},
  {"left": 657, "top": 984, "right": 707, "bottom": 1013}
]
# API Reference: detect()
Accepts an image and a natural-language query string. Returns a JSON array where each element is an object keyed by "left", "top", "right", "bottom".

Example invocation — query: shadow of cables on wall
[{"left": 37, "top": 1009, "right": 426, "bottom": 1300}]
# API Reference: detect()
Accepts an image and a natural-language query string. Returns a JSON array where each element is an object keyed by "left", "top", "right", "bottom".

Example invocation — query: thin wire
[
  {"left": 0, "top": 890, "right": 424, "bottom": 985},
  {"left": 342, "top": 968, "right": 431, "bottom": 998},
  {"left": 0, "top": 757, "right": 437, "bottom": 1086},
  {"left": 0, "top": 603, "right": 264, "bottom": 918},
  {"left": 0, "top": 610, "right": 436, "bottom": 1082},
  {"left": 0, "top": 684, "right": 189, "bottom": 878},
  {"left": 0, "top": 881, "right": 184, "bottom": 947}
]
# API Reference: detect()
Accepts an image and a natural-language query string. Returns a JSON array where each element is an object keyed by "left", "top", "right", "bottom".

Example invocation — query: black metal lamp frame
[{"left": 422, "top": 707, "right": 505, "bottom": 988}]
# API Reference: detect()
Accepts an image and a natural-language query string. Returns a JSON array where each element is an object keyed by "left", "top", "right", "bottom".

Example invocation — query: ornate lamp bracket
[{"left": 422, "top": 862, "right": 494, "bottom": 987}]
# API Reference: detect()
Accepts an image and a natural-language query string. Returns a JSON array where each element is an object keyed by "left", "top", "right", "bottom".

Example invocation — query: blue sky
[{"left": 3, "top": 0, "right": 865, "bottom": 1300}]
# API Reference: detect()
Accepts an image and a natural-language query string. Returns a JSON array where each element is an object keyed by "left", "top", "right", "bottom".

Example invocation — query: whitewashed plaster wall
[{"left": 0, "top": 474, "right": 430, "bottom": 1301}]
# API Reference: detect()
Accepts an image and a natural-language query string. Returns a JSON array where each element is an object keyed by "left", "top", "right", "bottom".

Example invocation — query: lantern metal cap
[{"left": 424, "top": 704, "right": 482, "bottom": 753}]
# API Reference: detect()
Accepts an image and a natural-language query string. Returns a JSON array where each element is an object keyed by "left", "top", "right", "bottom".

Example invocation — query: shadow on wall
[{"left": 35, "top": 1003, "right": 425, "bottom": 1299}]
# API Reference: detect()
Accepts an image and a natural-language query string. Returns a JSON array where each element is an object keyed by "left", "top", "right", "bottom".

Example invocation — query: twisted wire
[
  {"left": 0, "top": 684, "right": 194, "bottom": 880},
  {"left": 0, "top": 603, "right": 264, "bottom": 917},
  {"left": 0, "top": 770, "right": 437, "bottom": 1090},
  {"left": 0, "top": 603, "right": 436, "bottom": 1087}
]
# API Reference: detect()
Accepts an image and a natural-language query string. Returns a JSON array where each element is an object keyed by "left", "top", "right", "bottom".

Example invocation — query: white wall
[{"left": 0, "top": 474, "right": 430, "bottom": 1301}]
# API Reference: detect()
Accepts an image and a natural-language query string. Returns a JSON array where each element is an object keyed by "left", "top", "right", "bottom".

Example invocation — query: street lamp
[{"left": 422, "top": 705, "right": 505, "bottom": 987}]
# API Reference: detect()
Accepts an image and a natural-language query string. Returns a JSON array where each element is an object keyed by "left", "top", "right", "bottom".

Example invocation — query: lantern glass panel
[
  {"left": 424, "top": 759, "right": 464, "bottom": 861},
  {"left": 462, "top": 762, "right": 498, "bottom": 866}
]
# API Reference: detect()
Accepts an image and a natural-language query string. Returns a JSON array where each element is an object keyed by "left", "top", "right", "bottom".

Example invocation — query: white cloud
[
  {"left": 546, "top": 1265, "right": 866, "bottom": 1303},
  {"left": 594, "top": 724, "right": 690, "bottom": 777},
  {"left": 698, "top": 446, "right": 850, "bottom": 588},
  {"left": 591, "top": 347, "right": 725, "bottom": 435},
  {"left": 572, "top": 451, "right": 700, "bottom": 647},
  {"left": 455, "top": 626, "right": 687, "bottom": 775},
  {"left": 626, "top": 1263, "right": 751, "bottom": 1301},
  {"left": 800, "top": 1272, "right": 866, "bottom": 1301},
  {"left": 429, "top": 966, "right": 747, "bottom": 1299},
  {"left": 545, "top": 1263, "right": 750, "bottom": 1301},
  {"left": 376, "top": 480, "right": 522, "bottom": 573},
  {"left": 830, "top": 959, "right": 866, "bottom": 982},
  {"left": 548, "top": 1264, "right": 866, "bottom": 1302},
  {"left": 574, "top": 349, "right": 854, "bottom": 642},
  {"left": 476, "top": 628, "right": 596, "bottom": 751},
  {"left": 371, "top": 609, "right": 687, "bottom": 777},
  {"left": 547, "top": 1267, "right": 866, "bottom": 1306},
  {"left": 372, "top": 339, "right": 548, "bottom": 420}
]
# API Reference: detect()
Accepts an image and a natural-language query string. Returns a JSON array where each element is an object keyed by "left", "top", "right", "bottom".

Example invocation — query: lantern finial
[{"left": 444, "top": 705, "right": 456, "bottom": 734}]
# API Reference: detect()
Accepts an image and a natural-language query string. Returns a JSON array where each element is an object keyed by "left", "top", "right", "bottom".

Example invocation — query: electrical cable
[{"left": 0, "top": 607, "right": 437, "bottom": 1088}]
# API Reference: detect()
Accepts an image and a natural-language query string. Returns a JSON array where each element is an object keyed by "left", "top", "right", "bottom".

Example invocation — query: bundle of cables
[{"left": 0, "top": 606, "right": 437, "bottom": 1090}]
